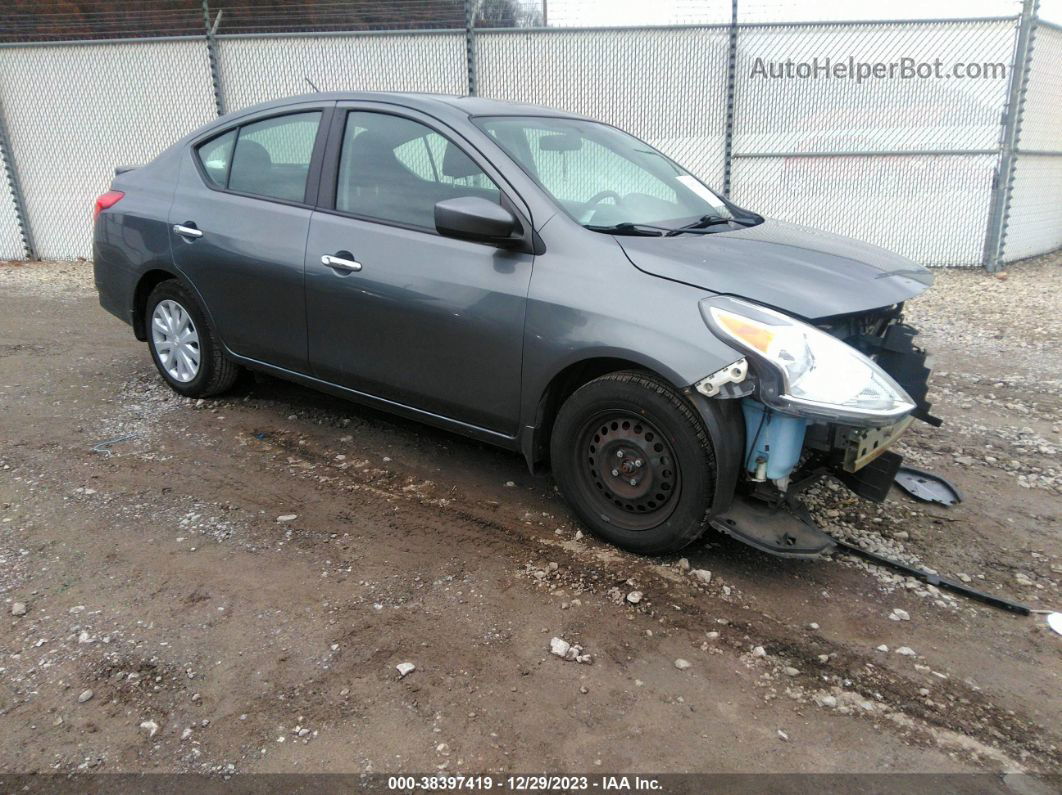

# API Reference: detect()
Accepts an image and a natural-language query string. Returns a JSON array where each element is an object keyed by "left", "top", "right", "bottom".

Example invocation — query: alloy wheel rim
[
  {"left": 578, "top": 411, "right": 681, "bottom": 531},
  {"left": 151, "top": 299, "right": 200, "bottom": 383}
]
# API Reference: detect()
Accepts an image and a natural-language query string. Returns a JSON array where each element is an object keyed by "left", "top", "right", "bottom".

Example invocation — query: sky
[{"left": 543, "top": 0, "right": 1062, "bottom": 26}]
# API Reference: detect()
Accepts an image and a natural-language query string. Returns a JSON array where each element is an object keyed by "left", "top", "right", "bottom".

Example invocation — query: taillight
[{"left": 93, "top": 190, "right": 124, "bottom": 221}]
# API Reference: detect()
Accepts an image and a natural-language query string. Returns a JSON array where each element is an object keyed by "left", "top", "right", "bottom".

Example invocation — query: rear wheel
[
  {"left": 550, "top": 371, "right": 718, "bottom": 554},
  {"left": 145, "top": 280, "right": 239, "bottom": 397}
]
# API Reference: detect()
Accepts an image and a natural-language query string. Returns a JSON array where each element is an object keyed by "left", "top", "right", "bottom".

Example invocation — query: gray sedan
[{"left": 94, "top": 92, "right": 937, "bottom": 557}]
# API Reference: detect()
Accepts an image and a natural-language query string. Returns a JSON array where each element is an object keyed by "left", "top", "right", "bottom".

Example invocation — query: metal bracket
[{"left": 695, "top": 358, "right": 750, "bottom": 398}]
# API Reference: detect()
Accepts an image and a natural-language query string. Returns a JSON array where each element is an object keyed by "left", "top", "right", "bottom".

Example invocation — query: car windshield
[{"left": 474, "top": 115, "right": 733, "bottom": 232}]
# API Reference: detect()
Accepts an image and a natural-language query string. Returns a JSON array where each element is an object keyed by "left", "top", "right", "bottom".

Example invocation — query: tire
[
  {"left": 550, "top": 371, "right": 718, "bottom": 555},
  {"left": 144, "top": 280, "right": 240, "bottom": 398}
]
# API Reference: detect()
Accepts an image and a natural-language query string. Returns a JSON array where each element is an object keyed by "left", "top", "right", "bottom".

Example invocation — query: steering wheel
[{"left": 583, "top": 190, "right": 623, "bottom": 208}]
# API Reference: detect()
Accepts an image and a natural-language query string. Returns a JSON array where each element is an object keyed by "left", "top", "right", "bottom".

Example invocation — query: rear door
[
  {"left": 169, "top": 104, "right": 332, "bottom": 372},
  {"left": 304, "top": 105, "right": 534, "bottom": 434}
]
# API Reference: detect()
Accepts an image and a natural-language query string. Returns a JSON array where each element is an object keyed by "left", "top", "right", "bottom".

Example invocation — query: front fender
[{"left": 682, "top": 390, "right": 744, "bottom": 516}]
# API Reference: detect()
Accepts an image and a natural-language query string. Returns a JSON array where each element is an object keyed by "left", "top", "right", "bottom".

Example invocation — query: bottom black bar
[{"left": 835, "top": 539, "right": 1031, "bottom": 615}]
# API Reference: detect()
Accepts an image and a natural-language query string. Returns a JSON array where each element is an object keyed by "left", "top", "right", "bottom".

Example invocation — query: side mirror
[{"left": 434, "top": 197, "right": 517, "bottom": 245}]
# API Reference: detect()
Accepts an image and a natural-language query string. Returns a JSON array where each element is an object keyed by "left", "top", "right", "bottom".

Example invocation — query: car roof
[{"left": 229, "top": 91, "right": 588, "bottom": 123}]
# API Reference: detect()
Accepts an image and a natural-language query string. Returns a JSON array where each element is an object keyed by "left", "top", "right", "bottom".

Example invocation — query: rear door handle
[
  {"left": 173, "top": 224, "right": 203, "bottom": 239},
  {"left": 321, "top": 254, "right": 362, "bottom": 273}
]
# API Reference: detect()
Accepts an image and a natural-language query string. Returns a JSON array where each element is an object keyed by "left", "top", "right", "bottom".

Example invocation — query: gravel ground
[{"left": 0, "top": 253, "right": 1059, "bottom": 778}]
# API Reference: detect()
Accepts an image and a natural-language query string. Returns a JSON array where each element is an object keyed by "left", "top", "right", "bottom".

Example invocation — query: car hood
[{"left": 616, "top": 218, "right": 933, "bottom": 320}]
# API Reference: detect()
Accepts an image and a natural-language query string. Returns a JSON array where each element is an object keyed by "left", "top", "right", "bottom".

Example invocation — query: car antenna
[{"left": 305, "top": 76, "right": 320, "bottom": 93}]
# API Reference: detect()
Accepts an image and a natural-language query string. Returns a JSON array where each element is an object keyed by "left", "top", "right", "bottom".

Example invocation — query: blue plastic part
[{"left": 741, "top": 400, "right": 808, "bottom": 481}]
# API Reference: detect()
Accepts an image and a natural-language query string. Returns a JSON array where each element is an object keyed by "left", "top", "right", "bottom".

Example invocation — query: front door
[{"left": 305, "top": 108, "right": 533, "bottom": 435}]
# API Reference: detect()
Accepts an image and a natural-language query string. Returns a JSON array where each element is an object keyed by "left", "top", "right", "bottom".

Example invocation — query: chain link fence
[
  {"left": 0, "top": 37, "right": 216, "bottom": 259},
  {"left": 1002, "top": 21, "right": 1062, "bottom": 262},
  {"left": 0, "top": 1, "right": 1058, "bottom": 269}
]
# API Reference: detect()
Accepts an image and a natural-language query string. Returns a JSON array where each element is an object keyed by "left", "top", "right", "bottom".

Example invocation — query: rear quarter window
[{"left": 195, "top": 129, "right": 236, "bottom": 187}]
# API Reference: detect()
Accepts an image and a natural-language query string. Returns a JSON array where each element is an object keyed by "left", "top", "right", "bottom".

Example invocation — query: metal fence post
[
  {"left": 982, "top": 0, "right": 1038, "bottom": 271},
  {"left": 0, "top": 98, "right": 36, "bottom": 260},
  {"left": 202, "top": 0, "right": 225, "bottom": 116},
  {"left": 465, "top": 0, "right": 477, "bottom": 96},
  {"left": 722, "top": 0, "right": 738, "bottom": 196}
]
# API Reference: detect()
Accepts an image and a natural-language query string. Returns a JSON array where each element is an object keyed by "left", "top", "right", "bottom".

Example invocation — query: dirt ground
[{"left": 0, "top": 253, "right": 1059, "bottom": 779}]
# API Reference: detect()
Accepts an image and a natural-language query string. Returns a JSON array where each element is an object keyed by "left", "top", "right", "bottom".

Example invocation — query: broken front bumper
[{"left": 714, "top": 318, "right": 937, "bottom": 557}]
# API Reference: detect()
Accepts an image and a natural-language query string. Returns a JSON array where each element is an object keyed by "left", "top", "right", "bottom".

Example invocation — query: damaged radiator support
[{"left": 833, "top": 539, "right": 1031, "bottom": 616}]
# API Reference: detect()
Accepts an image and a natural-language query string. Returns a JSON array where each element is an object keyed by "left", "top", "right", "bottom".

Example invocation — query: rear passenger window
[
  {"left": 227, "top": 112, "right": 321, "bottom": 202},
  {"left": 196, "top": 129, "right": 236, "bottom": 187}
]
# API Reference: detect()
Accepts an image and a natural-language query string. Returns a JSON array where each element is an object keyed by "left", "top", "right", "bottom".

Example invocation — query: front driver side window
[{"left": 336, "top": 111, "right": 500, "bottom": 229}]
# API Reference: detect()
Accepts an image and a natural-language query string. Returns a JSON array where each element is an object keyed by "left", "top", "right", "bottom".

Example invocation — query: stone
[
  {"left": 818, "top": 694, "right": 837, "bottom": 708},
  {"left": 677, "top": 558, "right": 691, "bottom": 572},
  {"left": 752, "top": 646, "right": 767, "bottom": 658},
  {"left": 625, "top": 591, "right": 643, "bottom": 605},
  {"left": 395, "top": 662, "right": 416, "bottom": 678},
  {"left": 889, "top": 608, "right": 910, "bottom": 621},
  {"left": 777, "top": 729, "right": 789, "bottom": 741},
  {"left": 783, "top": 666, "right": 800, "bottom": 677},
  {"left": 78, "top": 689, "right": 94, "bottom": 703},
  {"left": 691, "top": 569, "right": 712, "bottom": 585},
  {"left": 140, "top": 720, "right": 159, "bottom": 738},
  {"left": 11, "top": 602, "right": 27, "bottom": 617},
  {"left": 674, "top": 658, "right": 692, "bottom": 670},
  {"left": 876, "top": 645, "right": 889, "bottom": 652},
  {"left": 276, "top": 514, "right": 297, "bottom": 523},
  {"left": 896, "top": 646, "right": 917, "bottom": 656},
  {"left": 550, "top": 637, "right": 571, "bottom": 658},
  {"left": 808, "top": 622, "right": 820, "bottom": 630}
]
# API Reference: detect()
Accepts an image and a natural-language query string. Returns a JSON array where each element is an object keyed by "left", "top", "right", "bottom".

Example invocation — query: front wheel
[{"left": 550, "top": 371, "right": 718, "bottom": 555}]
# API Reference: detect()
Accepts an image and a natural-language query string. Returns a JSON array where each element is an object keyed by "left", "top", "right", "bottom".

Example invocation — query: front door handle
[
  {"left": 321, "top": 254, "right": 362, "bottom": 273},
  {"left": 173, "top": 224, "right": 203, "bottom": 239}
]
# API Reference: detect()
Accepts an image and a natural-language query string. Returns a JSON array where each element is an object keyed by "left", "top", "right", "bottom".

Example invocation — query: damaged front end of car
[{"left": 693, "top": 296, "right": 937, "bottom": 558}]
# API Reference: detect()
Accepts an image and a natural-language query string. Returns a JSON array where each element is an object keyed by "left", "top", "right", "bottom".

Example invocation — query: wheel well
[
  {"left": 132, "top": 269, "right": 178, "bottom": 340},
  {"left": 529, "top": 357, "right": 651, "bottom": 470}
]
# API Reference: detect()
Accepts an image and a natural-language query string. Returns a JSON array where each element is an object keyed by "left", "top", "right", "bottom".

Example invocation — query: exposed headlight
[{"left": 699, "top": 296, "right": 914, "bottom": 426}]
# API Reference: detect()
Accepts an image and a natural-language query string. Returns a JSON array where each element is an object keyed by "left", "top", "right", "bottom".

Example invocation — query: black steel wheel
[
  {"left": 551, "top": 371, "right": 719, "bottom": 554},
  {"left": 577, "top": 411, "right": 680, "bottom": 531}
]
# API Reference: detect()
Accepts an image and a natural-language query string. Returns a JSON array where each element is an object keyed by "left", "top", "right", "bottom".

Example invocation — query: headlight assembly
[{"left": 699, "top": 296, "right": 914, "bottom": 426}]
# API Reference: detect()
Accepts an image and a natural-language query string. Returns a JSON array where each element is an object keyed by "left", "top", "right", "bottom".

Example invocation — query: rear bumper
[{"left": 93, "top": 239, "right": 137, "bottom": 329}]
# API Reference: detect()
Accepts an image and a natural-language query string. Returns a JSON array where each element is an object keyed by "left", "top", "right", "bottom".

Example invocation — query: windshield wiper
[
  {"left": 584, "top": 222, "right": 669, "bottom": 237},
  {"left": 665, "top": 215, "right": 733, "bottom": 236}
]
